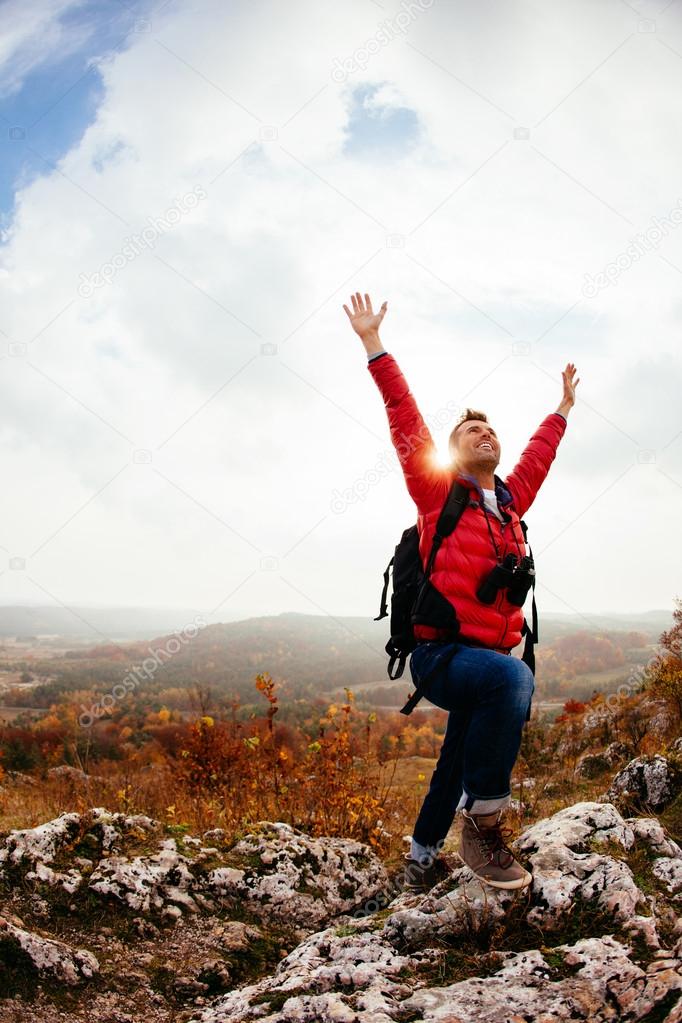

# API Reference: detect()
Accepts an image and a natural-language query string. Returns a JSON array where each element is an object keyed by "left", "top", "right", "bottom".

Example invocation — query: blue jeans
[{"left": 409, "top": 640, "right": 535, "bottom": 851}]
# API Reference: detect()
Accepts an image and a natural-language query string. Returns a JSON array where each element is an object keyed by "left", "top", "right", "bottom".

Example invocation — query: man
[{"left": 343, "top": 292, "right": 579, "bottom": 891}]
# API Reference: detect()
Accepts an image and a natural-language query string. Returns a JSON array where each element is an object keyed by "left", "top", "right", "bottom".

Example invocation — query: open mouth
[{"left": 477, "top": 443, "right": 494, "bottom": 451}]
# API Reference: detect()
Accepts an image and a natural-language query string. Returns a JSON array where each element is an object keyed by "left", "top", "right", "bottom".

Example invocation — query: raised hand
[
  {"left": 558, "top": 362, "right": 580, "bottom": 416},
  {"left": 343, "top": 292, "right": 387, "bottom": 340}
]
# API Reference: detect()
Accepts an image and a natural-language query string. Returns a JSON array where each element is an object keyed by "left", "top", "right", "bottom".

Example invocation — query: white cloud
[{"left": 0, "top": 0, "right": 681, "bottom": 622}]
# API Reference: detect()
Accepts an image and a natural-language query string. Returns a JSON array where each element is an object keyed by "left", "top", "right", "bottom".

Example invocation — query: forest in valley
[{"left": 0, "top": 601, "right": 680, "bottom": 860}]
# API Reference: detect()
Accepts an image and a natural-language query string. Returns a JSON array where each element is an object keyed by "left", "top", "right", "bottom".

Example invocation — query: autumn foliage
[
  {"left": 171, "top": 676, "right": 393, "bottom": 849},
  {"left": 645, "top": 598, "right": 682, "bottom": 724},
  {"left": 1, "top": 607, "right": 680, "bottom": 856}
]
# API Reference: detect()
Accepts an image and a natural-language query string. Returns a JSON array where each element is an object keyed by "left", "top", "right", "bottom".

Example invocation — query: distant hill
[
  {"left": 0, "top": 605, "right": 672, "bottom": 645},
  {"left": 0, "top": 605, "right": 247, "bottom": 640},
  {"left": 532, "top": 609, "right": 674, "bottom": 644},
  {"left": 52, "top": 612, "right": 390, "bottom": 700},
  {"left": 13, "top": 607, "right": 668, "bottom": 707}
]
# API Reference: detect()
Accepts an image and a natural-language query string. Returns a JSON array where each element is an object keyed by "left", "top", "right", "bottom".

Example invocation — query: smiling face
[{"left": 449, "top": 419, "right": 501, "bottom": 476}]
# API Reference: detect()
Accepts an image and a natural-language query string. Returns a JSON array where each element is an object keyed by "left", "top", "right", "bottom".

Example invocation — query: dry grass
[{"left": 0, "top": 744, "right": 663, "bottom": 865}]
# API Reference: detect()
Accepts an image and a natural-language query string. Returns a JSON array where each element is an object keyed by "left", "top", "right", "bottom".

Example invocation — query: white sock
[
  {"left": 456, "top": 789, "right": 511, "bottom": 815},
  {"left": 410, "top": 837, "right": 438, "bottom": 864}
]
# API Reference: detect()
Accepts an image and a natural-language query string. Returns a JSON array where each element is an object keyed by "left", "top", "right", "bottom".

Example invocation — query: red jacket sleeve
[
  {"left": 504, "top": 413, "right": 567, "bottom": 518},
  {"left": 368, "top": 353, "right": 449, "bottom": 513}
]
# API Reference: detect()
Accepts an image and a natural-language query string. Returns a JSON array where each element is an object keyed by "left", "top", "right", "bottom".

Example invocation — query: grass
[
  {"left": 539, "top": 946, "right": 581, "bottom": 979},
  {"left": 226, "top": 931, "right": 289, "bottom": 986},
  {"left": 0, "top": 725, "right": 672, "bottom": 877},
  {"left": 251, "top": 987, "right": 306, "bottom": 1012},
  {"left": 660, "top": 790, "right": 682, "bottom": 844},
  {"left": 410, "top": 944, "right": 505, "bottom": 987}
]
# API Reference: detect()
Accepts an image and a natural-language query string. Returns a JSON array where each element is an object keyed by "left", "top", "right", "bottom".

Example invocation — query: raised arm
[
  {"left": 505, "top": 363, "right": 579, "bottom": 518},
  {"left": 343, "top": 293, "right": 449, "bottom": 512}
]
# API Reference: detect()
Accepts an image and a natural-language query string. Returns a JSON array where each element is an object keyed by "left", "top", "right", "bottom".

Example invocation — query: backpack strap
[
  {"left": 416, "top": 480, "right": 470, "bottom": 605},
  {"left": 401, "top": 480, "right": 471, "bottom": 713},
  {"left": 373, "top": 556, "right": 393, "bottom": 622},
  {"left": 519, "top": 518, "right": 538, "bottom": 722},
  {"left": 400, "top": 642, "right": 460, "bottom": 715}
]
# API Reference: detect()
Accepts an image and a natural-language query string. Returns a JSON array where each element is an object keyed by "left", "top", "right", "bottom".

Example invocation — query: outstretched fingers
[{"left": 343, "top": 292, "right": 388, "bottom": 324}]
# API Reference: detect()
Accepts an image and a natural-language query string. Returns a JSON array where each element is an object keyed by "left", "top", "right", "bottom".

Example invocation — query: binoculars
[{"left": 476, "top": 552, "right": 535, "bottom": 607}]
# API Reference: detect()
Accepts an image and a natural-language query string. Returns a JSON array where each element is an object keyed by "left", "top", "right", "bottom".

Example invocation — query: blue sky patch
[
  {"left": 0, "top": 2, "right": 146, "bottom": 224},
  {"left": 342, "top": 83, "right": 420, "bottom": 159}
]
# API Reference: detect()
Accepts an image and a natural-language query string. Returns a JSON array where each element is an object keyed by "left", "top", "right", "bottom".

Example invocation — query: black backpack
[{"left": 374, "top": 479, "right": 539, "bottom": 716}]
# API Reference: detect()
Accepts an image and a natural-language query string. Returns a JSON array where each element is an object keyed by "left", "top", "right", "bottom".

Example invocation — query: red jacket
[{"left": 368, "top": 352, "right": 567, "bottom": 651}]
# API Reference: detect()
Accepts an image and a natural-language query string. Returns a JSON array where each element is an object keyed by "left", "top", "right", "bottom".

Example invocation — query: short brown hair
[{"left": 448, "top": 408, "right": 490, "bottom": 457}]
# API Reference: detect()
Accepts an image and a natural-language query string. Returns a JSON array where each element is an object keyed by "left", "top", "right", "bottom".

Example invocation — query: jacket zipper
[{"left": 482, "top": 502, "right": 515, "bottom": 648}]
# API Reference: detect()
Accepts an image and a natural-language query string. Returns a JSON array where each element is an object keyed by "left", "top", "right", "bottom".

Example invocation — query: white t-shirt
[{"left": 482, "top": 487, "right": 504, "bottom": 522}]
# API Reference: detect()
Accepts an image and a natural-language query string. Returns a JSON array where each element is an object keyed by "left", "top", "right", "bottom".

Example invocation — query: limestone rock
[
  {"left": 187, "top": 926, "right": 416, "bottom": 1022},
  {"left": 604, "top": 740, "right": 635, "bottom": 765},
  {"left": 3, "top": 802, "right": 682, "bottom": 1022},
  {"left": 652, "top": 858, "right": 682, "bottom": 899},
  {"left": 4, "top": 770, "right": 38, "bottom": 785},
  {"left": 403, "top": 935, "right": 682, "bottom": 1023},
  {"left": 206, "top": 821, "right": 390, "bottom": 930},
  {"left": 0, "top": 810, "right": 388, "bottom": 934},
  {"left": 607, "top": 754, "right": 681, "bottom": 811},
  {"left": 380, "top": 867, "right": 512, "bottom": 950},
  {"left": 88, "top": 838, "right": 207, "bottom": 918},
  {"left": 0, "top": 811, "right": 82, "bottom": 870},
  {"left": 576, "top": 751, "right": 611, "bottom": 779},
  {"left": 627, "top": 816, "right": 682, "bottom": 859},
  {"left": 0, "top": 915, "right": 98, "bottom": 986},
  {"left": 186, "top": 926, "right": 682, "bottom": 1022},
  {"left": 514, "top": 801, "right": 650, "bottom": 932}
]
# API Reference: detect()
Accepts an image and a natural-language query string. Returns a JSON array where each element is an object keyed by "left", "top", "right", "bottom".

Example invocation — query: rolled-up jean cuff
[{"left": 457, "top": 790, "right": 511, "bottom": 814}]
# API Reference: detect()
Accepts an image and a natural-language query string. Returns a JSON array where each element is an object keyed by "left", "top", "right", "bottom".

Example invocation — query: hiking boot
[
  {"left": 401, "top": 852, "right": 453, "bottom": 894},
  {"left": 459, "top": 809, "right": 532, "bottom": 890}
]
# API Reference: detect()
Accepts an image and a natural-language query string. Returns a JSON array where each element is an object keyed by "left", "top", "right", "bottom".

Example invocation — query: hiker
[{"left": 343, "top": 292, "right": 579, "bottom": 892}]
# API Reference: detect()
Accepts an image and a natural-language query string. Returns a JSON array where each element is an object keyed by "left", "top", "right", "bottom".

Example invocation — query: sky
[{"left": 0, "top": 0, "right": 681, "bottom": 631}]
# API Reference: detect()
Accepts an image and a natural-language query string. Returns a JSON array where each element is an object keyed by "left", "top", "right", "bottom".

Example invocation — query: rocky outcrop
[
  {"left": 186, "top": 800, "right": 682, "bottom": 1022},
  {"left": 0, "top": 914, "right": 98, "bottom": 986},
  {"left": 0, "top": 810, "right": 388, "bottom": 933},
  {"left": 189, "top": 927, "right": 418, "bottom": 1022},
  {"left": 576, "top": 751, "right": 611, "bottom": 779},
  {"left": 402, "top": 936, "right": 682, "bottom": 1023},
  {"left": 190, "top": 926, "right": 682, "bottom": 1022},
  {"left": 206, "top": 821, "right": 388, "bottom": 930},
  {"left": 517, "top": 802, "right": 653, "bottom": 927},
  {"left": 607, "top": 753, "right": 682, "bottom": 811},
  {"left": 46, "top": 764, "right": 105, "bottom": 785},
  {"left": 1, "top": 801, "right": 682, "bottom": 1023},
  {"left": 576, "top": 741, "right": 635, "bottom": 778}
]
